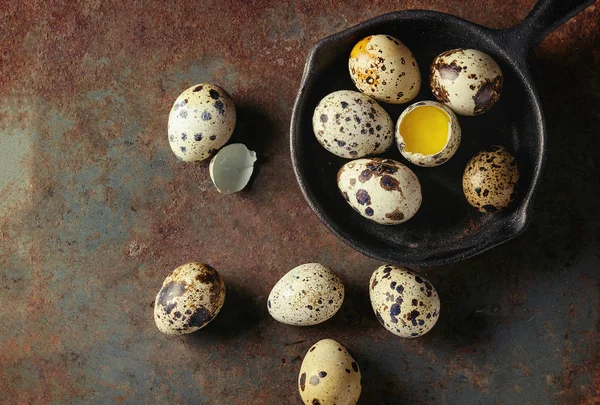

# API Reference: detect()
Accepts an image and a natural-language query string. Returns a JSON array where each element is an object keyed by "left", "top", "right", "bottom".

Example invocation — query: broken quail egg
[
  {"left": 312, "top": 90, "right": 393, "bottom": 158},
  {"left": 369, "top": 265, "right": 440, "bottom": 338},
  {"left": 168, "top": 84, "right": 236, "bottom": 162},
  {"left": 209, "top": 143, "right": 257, "bottom": 194},
  {"left": 154, "top": 262, "right": 226, "bottom": 335},
  {"left": 349, "top": 34, "right": 421, "bottom": 104},
  {"left": 463, "top": 145, "right": 519, "bottom": 212},
  {"left": 298, "top": 339, "right": 361, "bottom": 405},
  {"left": 430, "top": 49, "right": 503, "bottom": 116},
  {"left": 396, "top": 100, "right": 461, "bottom": 167},
  {"left": 267, "top": 263, "right": 344, "bottom": 326},
  {"left": 337, "top": 158, "right": 422, "bottom": 225}
]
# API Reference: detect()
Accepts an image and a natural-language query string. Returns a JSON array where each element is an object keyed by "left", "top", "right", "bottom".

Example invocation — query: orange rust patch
[
  {"left": 352, "top": 68, "right": 379, "bottom": 87},
  {"left": 350, "top": 36, "right": 372, "bottom": 59}
]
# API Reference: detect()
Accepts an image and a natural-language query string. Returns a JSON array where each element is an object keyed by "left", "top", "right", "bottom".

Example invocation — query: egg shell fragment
[
  {"left": 430, "top": 48, "right": 503, "bottom": 116},
  {"left": 154, "top": 262, "right": 226, "bottom": 335},
  {"left": 349, "top": 34, "right": 421, "bottom": 104},
  {"left": 298, "top": 339, "right": 361, "bottom": 405},
  {"left": 369, "top": 265, "right": 440, "bottom": 338},
  {"left": 395, "top": 100, "right": 461, "bottom": 167},
  {"left": 312, "top": 90, "right": 393, "bottom": 158},
  {"left": 463, "top": 145, "right": 519, "bottom": 212},
  {"left": 267, "top": 263, "right": 344, "bottom": 326},
  {"left": 337, "top": 158, "right": 422, "bottom": 225},
  {"left": 168, "top": 84, "right": 236, "bottom": 162},
  {"left": 209, "top": 143, "right": 257, "bottom": 194}
]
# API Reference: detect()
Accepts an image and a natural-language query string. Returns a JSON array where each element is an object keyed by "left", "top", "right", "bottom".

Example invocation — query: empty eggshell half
[{"left": 209, "top": 143, "right": 257, "bottom": 194}]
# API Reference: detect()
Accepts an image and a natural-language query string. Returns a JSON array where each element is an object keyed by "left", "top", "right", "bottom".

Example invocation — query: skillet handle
[{"left": 496, "top": 0, "right": 595, "bottom": 60}]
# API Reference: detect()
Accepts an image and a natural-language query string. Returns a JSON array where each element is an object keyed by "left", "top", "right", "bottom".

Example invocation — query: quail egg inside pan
[
  {"left": 291, "top": 19, "right": 533, "bottom": 266},
  {"left": 395, "top": 100, "right": 461, "bottom": 167}
]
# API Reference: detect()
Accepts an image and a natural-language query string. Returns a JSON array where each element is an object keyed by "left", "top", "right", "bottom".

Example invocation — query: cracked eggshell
[
  {"left": 168, "top": 84, "right": 236, "bottom": 162},
  {"left": 209, "top": 143, "right": 257, "bottom": 194},
  {"left": 396, "top": 100, "right": 461, "bottom": 167},
  {"left": 430, "top": 48, "right": 503, "bottom": 116},
  {"left": 267, "top": 263, "right": 344, "bottom": 326},
  {"left": 463, "top": 145, "right": 519, "bottom": 213},
  {"left": 349, "top": 35, "right": 421, "bottom": 104},
  {"left": 312, "top": 90, "right": 393, "bottom": 158},
  {"left": 298, "top": 339, "right": 361, "bottom": 405},
  {"left": 369, "top": 265, "right": 440, "bottom": 338},
  {"left": 154, "top": 262, "right": 226, "bottom": 335},
  {"left": 337, "top": 158, "right": 421, "bottom": 225}
]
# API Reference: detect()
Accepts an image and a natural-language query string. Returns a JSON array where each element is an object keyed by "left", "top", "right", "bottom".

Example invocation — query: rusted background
[{"left": 0, "top": 1, "right": 598, "bottom": 404}]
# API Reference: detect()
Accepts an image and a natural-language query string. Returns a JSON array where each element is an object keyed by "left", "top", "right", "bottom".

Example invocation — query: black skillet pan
[{"left": 290, "top": 0, "right": 595, "bottom": 267}]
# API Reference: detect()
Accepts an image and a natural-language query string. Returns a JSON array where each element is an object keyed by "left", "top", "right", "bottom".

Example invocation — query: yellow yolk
[{"left": 399, "top": 106, "right": 450, "bottom": 155}]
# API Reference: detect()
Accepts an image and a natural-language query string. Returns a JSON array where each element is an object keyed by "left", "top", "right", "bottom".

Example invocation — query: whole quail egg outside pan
[{"left": 290, "top": 0, "right": 595, "bottom": 267}]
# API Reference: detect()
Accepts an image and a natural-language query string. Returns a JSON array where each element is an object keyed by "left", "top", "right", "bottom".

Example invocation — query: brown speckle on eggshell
[
  {"left": 267, "top": 263, "right": 345, "bottom": 326},
  {"left": 312, "top": 90, "right": 393, "bottom": 158},
  {"left": 430, "top": 49, "right": 503, "bottom": 116},
  {"left": 337, "top": 158, "right": 421, "bottom": 225},
  {"left": 168, "top": 84, "right": 236, "bottom": 162},
  {"left": 462, "top": 145, "right": 519, "bottom": 212},
  {"left": 349, "top": 35, "right": 421, "bottom": 104},
  {"left": 154, "top": 262, "right": 226, "bottom": 335},
  {"left": 369, "top": 265, "right": 440, "bottom": 338},
  {"left": 298, "top": 339, "right": 361, "bottom": 405}
]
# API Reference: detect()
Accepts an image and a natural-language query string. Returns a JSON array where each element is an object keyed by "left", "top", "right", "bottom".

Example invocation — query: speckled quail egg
[
  {"left": 298, "top": 339, "right": 361, "bottom": 405},
  {"left": 168, "top": 84, "right": 236, "bottom": 162},
  {"left": 267, "top": 263, "right": 344, "bottom": 326},
  {"left": 463, "top": 145, "right": 519, "bottom": 212},
  {"left": 349, "top": 35, "right": 421, "bottom": 104},
  {"left": 337, "top": 158, "right": 422, "bottom": 225},
  {"left": 430, "top": 49, "right": 503, "bottom": 116},
  {"left": 369, "top": 265, "right": 440, "bottom": 338},
  {"left": 396, "top": 100, "right": 461, "bottom": 167},
  {"left": 312, "top": 90, "right": 393, "bottom": 158},
  {"left": 154, "top": 262, "right": 226, "bottom": 335}
]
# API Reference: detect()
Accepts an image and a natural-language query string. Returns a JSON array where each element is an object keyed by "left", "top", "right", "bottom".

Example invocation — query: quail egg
[
  {"left": 168, "top": 84, "right": 236, "bottom": 162},
  {"left": 349, "top": 34, "right": 421, "bottom": 104},
  {"left": 298, "top": 339, "right": 361, "bottom": 405},
  {"left": 267, "top": 263, "right": 344, "bottom": 326},
  {"left": 312, "top": 90, "right": 393, "bottom": 158},
  {"left": 463, "top": 145, "right": 519, "bottom": 212},
  {"left": 154, "top": 262, "right": 226, "bottom": 335},
  {"left": 369, "top": 265, "right": 440, "bottom": 338},
  {"left": 430, "top": 49, "right": 503, "bottom": 116},
  {"left": 396, "top": 100, "right": 461, "bottom": 167},
  {"left": 337, "top": 158, "right": 422, "bottom": 225}
]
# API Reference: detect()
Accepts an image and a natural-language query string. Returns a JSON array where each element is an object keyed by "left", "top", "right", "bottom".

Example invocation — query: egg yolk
[{"left": 399, "top": 106, "right": 450, "bottom": 155}]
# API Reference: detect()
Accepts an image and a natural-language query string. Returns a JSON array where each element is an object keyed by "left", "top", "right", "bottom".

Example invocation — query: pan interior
[{"left": 292, "top": 12, "right": 542, "bottom": 266}]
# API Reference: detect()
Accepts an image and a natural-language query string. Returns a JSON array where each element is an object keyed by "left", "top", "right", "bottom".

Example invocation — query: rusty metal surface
[{"left": 0, "top": 0, "right": 598, "bottom": 403}]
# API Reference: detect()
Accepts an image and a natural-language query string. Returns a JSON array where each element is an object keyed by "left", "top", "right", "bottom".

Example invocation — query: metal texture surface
[{"left": 0, "top": 1, "right": 598, "bottom": 404}]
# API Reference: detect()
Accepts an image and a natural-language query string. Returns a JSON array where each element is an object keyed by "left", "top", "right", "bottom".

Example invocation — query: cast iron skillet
[{"left": 290, "top": 0, "right": 595, "bottom": 267}]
